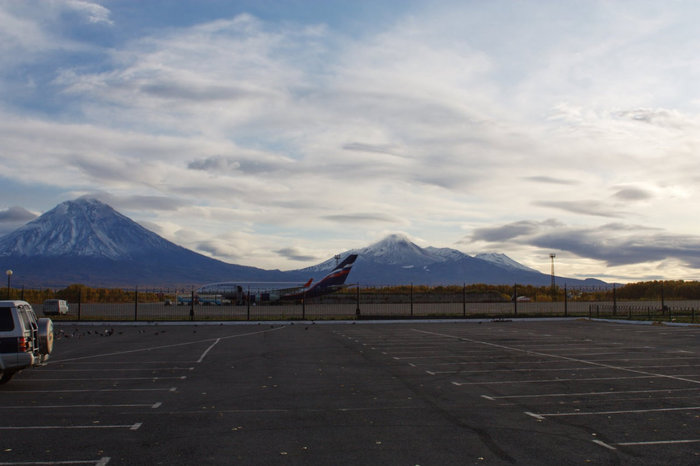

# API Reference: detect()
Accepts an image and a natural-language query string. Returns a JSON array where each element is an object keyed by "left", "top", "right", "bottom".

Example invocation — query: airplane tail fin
[
  {"left": 310, "top": 254, "right": 358, "bottom": 292},
  {"left": 303, "top": 278, "right": 313, "bottom": 288}
]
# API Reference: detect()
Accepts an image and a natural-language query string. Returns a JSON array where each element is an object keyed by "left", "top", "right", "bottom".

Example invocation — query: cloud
[
  {"left": 322, "top": 213, "right": 404, "bottom": 224},
  {"left": 76, "top": 193, "right": 186, "bottom": 212},
  {"left": 470, "top": 220, "right": 562, "bottom": 243},
  {"left": 533, "top": 200, "right": 626, "bottom": 218},
  {"left": 2, "top": 2, "right": 700, "bottom": 279},
  {"left": 187, "top": 153, "right": 295, "bottom": 175},
  {"left": 275, "top": 247, "right": 317, "bottom": 262},
  {"left": 614, "top": 108, "right": 691, "bottom": 129},
  {"left": 612, "top": 187, "right": 653, "bottom": 201},
  {"left": 0, "top": 206, "right": 37, "bottom": 223},
  {"left": 342, "top": 142, "right": 402, "bottom": 156},
  {"left": 65, "top": 0, "right": 113, "bottom": 25},
  {"left": 469, "top": 220, "right": 700, "bottom": 269},
  {"left": 524, "top": 176, "right": 579, "bottom": 186}
]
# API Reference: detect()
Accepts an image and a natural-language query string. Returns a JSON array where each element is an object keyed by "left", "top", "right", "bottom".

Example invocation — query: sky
[{"left": 1, "top": 0, "right": 700, "bottom": 283}]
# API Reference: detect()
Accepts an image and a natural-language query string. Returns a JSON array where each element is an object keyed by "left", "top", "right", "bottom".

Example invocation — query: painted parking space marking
[
  {"left": 413, "top": 328, "right": 700, "bottom": 385},
  {"left": 0, "top": 457, "right": 111, "bottom": 465},
  {"left": 452, "top": 374, "right": 669, "bottom": 386},
  {"left": 427, "top": 365, "right": 610, "bottom": 375},
  {"left": 0, "top": 387, "right": 177, "bottom": 393},
  {"left": 526, "top": 405, "right": 700, "bottom": 419},
  {"left": 196, "top": 338, "right": 220, "bottom": 363},
  {"left": 50, "top": 326, "right": 286, "bottom": 363},
  {"left": 592, "top": 438, "right": 700, "bottom": 451},
  {"left": 0, "top": 423, "right": 142, "bottom": 431},
  {"left": 37, "top": 367, "right": 195, "bottom": 372},
  {"left": 0, "top": 402, "right": 162, "bottom": 410},
  {"left": 23, "top": 376, "right": 187, "bottom": 381},
  {"left": 414, "top": 356, "right": 700, "bottom": 367},
  {"left": 592, "top": 439, "right": 616, "bottom": 450},
  {"left": 616, "top": 439, "right": 700, "bottom": 446},
  {"left": 481, "top": 387, "right": 700, "bottom": 400}
]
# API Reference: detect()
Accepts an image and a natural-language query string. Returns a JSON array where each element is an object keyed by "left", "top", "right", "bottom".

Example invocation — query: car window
[
  {"left": 17, "top": 308, "right": 34, "bottom": 331},
  {"left": 0, "top": 307, "right": 14, "bottom": 331}
]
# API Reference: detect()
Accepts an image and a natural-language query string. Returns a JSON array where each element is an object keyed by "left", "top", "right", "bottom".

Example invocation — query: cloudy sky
[{"left": 2, "top": 0, "right": 700, "bottom": 282}]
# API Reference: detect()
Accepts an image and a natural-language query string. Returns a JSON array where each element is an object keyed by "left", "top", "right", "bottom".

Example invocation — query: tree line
[{"left": 3, "top": 280, "right": 700, "bottom": 304}]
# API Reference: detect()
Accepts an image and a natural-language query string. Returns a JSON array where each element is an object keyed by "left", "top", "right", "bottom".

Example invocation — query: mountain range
[{"left": 0, "top": 198, "right": 606, "bottom": 288}]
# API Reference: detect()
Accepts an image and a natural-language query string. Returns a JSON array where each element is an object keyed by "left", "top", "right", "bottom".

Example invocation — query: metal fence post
[
  {"left": 410, "top": 283, "right": 414, "bottom": 318},
  {"left": 134, "top": 286, "right": 138, "bottom": 321},
  {"left": 463, "top": 283, "right": 466, "bottom": 318},
  {"left": 78, "top": 287, "right": 81, "bottom": 321},
  {"left": 302, "top": 291, "right": 306, "bottom": 320},
  {"left": 247, "top": 286, "right": 250, "bottom": 321},
  {"left": 513, "top": 283, "right": 517, "bottom": 317},
  {"left": 190, "top": 289, "right": 194, "bottom": 321},
  {"left": 355, "top": 284, "right": 361, "bottom": 319},
  {"left": 564, "top": 284, "right": 568, "bottom": 317}
]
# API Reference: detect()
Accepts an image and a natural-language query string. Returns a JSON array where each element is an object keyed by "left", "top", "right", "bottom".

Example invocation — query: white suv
[{"left": 0, "top": 300, "right": 54, "bottom": 384}]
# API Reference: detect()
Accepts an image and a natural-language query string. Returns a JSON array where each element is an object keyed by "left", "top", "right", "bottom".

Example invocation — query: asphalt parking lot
[{"left": 1, "top": 319, "right": 698, "bottom": 465}]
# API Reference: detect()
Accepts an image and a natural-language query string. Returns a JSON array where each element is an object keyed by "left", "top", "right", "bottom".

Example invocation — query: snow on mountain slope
[
  {"left": 0, "top": 197, "right": 179, "bottom": 259},
  {"left": 305, "top": 234, "right": 468, "bottom": 272},
  {"left": 475, "top": 253, "right": 539, "bottom": 273},
  {"left": 357, "top": 234, "right": 454, "bottom": 266}
]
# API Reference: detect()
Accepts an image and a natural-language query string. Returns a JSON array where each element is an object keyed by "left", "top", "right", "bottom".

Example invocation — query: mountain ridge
[{"left": 0, "top": 198, "right": 606, "bottom": 288}]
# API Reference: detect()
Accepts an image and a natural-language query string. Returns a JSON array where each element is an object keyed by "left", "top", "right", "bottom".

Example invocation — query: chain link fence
[{"left": 5, "top": 284, "right": 697, "bottom": 323}]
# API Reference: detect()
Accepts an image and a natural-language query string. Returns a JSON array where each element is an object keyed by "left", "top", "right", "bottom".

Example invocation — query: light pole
[
  {"left": 549, "top": 254, "right": 556, "bottom": 301},
  {"left": 5, "top": 270, "right": 12, "bottom": 299}
]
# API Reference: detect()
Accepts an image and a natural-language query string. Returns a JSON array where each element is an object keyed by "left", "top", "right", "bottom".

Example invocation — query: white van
[{"left": 42, "top": 299, "right": 69, "bottom": 315}]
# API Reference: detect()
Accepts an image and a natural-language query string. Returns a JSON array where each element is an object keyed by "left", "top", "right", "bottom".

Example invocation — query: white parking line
[
  {"left": 481, "top": 387, "right": 700, "bottom": 400},
  {"left": 592, "top": 438, "right": 700, "bottom": 451},
  {"left": 427, "top": 366, "right": 605, "bottom": 375},
  {"left": 0, "top": 457, "right": 111, "bottom": 465},
  {"left": 0, "top": 387, "right": 176, "bottom": 393},
  {"left": 413, "top": 329, "right": 700, "bottom": 385},
  {"left": 452, "top": 374, "right": 661, "bottom": 386},
  {"left": 592, "top": 439, "right": 616, "bottom": 450},
  {"left": 24, "top": 376, "right": 186, "bottom": 381},
  {"left": 0, "top": 403, "right": 162, "bottom": 410},
  {"left": 197, "top": 338, "right": 220, "bottom": 363},
  {"left": 0, "top": 423, "right": 142, "bottom": 431},
  {"left": 526, "top": 406, "right": 700, "bottom": 418},
  {"left": 37, "top": 367, "right": 195, "bottom": 372},
  {"left": 617, "top": 439, "right": 700, "bottom": 446},
  {"left": 51, "top": 326, "right": 286, "bottom": 363}
]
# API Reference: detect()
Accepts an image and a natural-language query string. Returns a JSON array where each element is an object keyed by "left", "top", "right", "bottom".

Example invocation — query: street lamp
[
  {"left": 5, "top": 269, "right": 12, "bottom": 299},
  {"left": 549, "top": 254, "right": 556, "bottom": 301}
]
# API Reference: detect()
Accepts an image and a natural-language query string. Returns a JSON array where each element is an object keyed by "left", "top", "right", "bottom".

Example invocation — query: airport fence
[{"left": 7, "top": 284, "right": 699, "bottom": 323}]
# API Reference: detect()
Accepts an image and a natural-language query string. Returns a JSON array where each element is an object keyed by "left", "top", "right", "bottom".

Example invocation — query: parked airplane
[{"left": 196, "top": 254, "right": 359, "bottom": 304}]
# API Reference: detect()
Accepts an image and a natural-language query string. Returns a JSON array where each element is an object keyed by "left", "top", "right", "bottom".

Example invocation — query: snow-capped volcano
[
  {"left": 357, "top": 234, "right": 468, "bottom": 266},
  {"left": 0, "top": 198, "right": 177, "bottom": 259},
  {"left": 0, "top": 197, "right": 279, "bottom": 286},
  {"left": 297, "top": 233, "right": 606, "bottom": 287},
  {"left": 0, "top": 198, "right": 606, "bottom": 287},
  {"left": 303, "top": 234, "right": 470, "bottom": 272}
]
